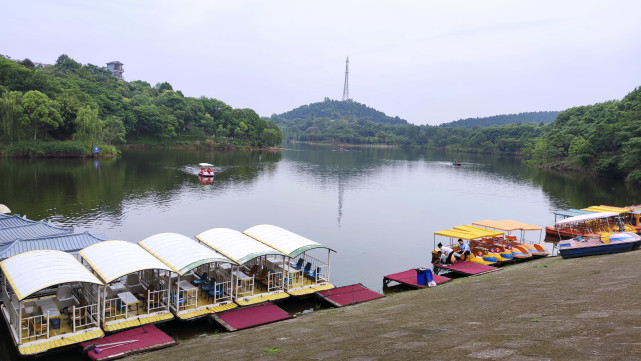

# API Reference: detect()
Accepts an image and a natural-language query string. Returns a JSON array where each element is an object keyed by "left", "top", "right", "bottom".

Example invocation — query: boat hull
[{"left": 559, "top": 232, "right": 641, "bottom": 259}]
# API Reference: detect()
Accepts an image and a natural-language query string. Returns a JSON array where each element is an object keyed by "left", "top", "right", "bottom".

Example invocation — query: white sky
[{"left": 2, "top": 0, "right": 640, "bottom": 125}]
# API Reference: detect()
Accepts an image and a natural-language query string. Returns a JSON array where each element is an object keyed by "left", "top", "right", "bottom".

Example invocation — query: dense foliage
[
  {"left": 272, "top": 98, "right": 549, "bottom": 151},
  {"left": 274, "top": 98, "right": 407, "bottom": 125},
  {"left": 440, "top": 111, "right": 560, "bottom": 128},
  {"left": 0, "top": 54, "right": 282, "bottom": 156},
  {"left": 527, "top": 87, "right": 641, "bottom": 182}
]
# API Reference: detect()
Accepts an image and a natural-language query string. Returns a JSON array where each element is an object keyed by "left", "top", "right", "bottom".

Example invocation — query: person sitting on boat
[
  {"left": 207, "top": 168, "right": 213, "bottom": 174},
  {"left": 437, "top": 242, "right": 460, "bottom": 264},
  {"left": 458, "top": 239, "right": 471, "bottom": 261}
]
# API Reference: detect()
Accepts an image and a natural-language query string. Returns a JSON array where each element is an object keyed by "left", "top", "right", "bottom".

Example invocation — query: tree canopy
[
  {"left": 527, "top": 86, "right": 641, "bottom": 182},
  {"left": 439, "top": 111, "right": 560, "bottom": 128},
  {"left": 0, "top": 54, "right": 282, "bottom": 152},
  {"left": 274, "top": 98, "right": 408, "bottom": 125}
]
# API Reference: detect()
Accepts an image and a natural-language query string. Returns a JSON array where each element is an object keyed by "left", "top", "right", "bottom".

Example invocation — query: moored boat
[
  {"left": 433, "top": 225, "right": 510, "bottom": 266},
  {"left": 546, "top": 206, "right": 639, "bottom": 239},
  {"left": 559, "top": 232, "right": 641, "bottom": 259},
  {"left": 472, "top": 220, "right": 549, "bottom": 257}
]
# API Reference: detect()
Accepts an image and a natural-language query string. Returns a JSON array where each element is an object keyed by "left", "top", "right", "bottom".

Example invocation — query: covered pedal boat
[
  {"left": 79, "top": 240, "right": 175, "bottom": 332},
  {"left": 243, "top": 224, "right": 335, "bottom": 296},
  {"left": 139, "top": 233, "right": 238, "bottom": 320},
  {"left": 196, "top": 228, "right": 290, "bottom": 306},
  {"left": 0, "top": 250, "right": 105, "bottom": 356},
  {"left": 472, "top": 220, "right": 548, "bottom": 257},
  {"left": 433, "top": 225, "right": 510, "bottom": 265}
]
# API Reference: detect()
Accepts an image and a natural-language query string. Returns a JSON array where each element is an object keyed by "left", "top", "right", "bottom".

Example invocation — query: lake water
[
  {"left": 2, "top": 143, "right": 639, "bottom": 291},
  {"left": 1, "top": 143, "right": 640, "bottom": 359}
]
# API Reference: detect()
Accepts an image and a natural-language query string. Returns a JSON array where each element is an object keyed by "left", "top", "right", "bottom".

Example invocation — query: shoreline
[{"left": 125, "top": 251, "right": 641, "bottom": 360}]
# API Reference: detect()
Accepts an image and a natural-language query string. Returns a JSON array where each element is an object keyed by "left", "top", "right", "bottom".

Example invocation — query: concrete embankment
[{"left": 127, "top": 252, "right": 641, "bottom": 361}]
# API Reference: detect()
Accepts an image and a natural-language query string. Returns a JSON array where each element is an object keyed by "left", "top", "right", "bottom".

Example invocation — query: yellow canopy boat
[
  {"left": 433, "top": 226, "right": 510, "bottom": 265},
  {"left": 472, "top": 220, "right": 548, "bottom": 257}
]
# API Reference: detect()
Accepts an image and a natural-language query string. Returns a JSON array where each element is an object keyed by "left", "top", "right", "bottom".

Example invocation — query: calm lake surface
[
  {"left": 1, "top": 143, "right": 641, "bottom": 360},
  {"left": 2, "top": 143, "right": 640, "bottom": 291}
]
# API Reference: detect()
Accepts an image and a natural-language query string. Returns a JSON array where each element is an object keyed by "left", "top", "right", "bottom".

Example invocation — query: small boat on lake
[
  {"left": 559, "top": 232, "right": 641, "bottom": 258},
  {"left": 452, "top": 161, "right": 461, "bottom": 166},
  {"left": 198, "top": 163, "right": 215, "bottom": 177}
]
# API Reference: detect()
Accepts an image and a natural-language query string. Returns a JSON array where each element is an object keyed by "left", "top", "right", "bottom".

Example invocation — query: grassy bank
[
  {"left": 1, "top": 141, "right": 118, "bottom": 157},
  {"left": 127, "top": 252, "right": 641, "bottom": 361}
]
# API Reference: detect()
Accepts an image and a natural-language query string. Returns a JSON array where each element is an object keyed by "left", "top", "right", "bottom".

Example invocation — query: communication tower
[{"left": 342, "top": 57, "right": 350, "bottom": 101}]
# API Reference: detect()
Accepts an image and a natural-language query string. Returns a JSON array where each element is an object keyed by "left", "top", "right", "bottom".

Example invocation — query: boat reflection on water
[{"left": 199, "top": 175, "right": 214, "bottom": 184}]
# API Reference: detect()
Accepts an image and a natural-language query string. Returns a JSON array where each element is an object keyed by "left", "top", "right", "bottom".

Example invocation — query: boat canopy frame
[{"left": 472, "top": 220, "right": 543, "bottom": 243}]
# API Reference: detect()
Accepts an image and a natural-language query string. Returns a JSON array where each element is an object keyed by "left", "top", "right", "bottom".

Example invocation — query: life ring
[
  {"left": 476, "top": 252, "right": 483, "bottom": 257},
  {"left": 506, "top": 245, "right": 512, "bottom": 250}
]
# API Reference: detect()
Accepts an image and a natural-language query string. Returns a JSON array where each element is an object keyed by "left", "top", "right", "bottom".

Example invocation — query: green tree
[
  {"left": 103, "top": 115, "right": 126, "bottom": 144},
  {"left": 0, "top": 90, "right": 25, "bottom": 142},
  {"left": 21, "top": 90, "right": 62, "bottom": 141},
  {"left": 567, "top": 136, "right": 593, "bottom": 167},
  {"left": 73, "top": 105, "right": 103, "bottom": 143}
]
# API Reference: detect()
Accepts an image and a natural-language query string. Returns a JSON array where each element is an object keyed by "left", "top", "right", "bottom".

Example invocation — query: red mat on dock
[
  {"left": 383, "top": 269, "right": 451, "bottom": 288},
  {"left": 80, "top": 324, "right": 176, "bottom": 361},
  {"left": 213, "top": 302, "right": 293, "bottom": 331},
  {"left": 316, "top": 284, "right": 384, "bottom": 307},
  {"left": 433, "top": 261, "right": 499, "bottom": 276}
]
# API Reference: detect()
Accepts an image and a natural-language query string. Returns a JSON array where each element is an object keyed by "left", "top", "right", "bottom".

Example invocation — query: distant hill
[
  {"left": 439, "top": 111, "right": 560, "bottom": 128},
  {"left": 273, "top": 98, "right": 408, "bottom": 125}
]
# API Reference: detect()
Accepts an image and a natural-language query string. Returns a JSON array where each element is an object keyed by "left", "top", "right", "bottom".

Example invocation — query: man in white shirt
[{"left": 437, "top": 242, "right": 460, "bottom": 264}]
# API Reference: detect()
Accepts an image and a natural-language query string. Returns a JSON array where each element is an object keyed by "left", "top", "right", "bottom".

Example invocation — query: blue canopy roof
[
  {"left": 0, "top": 231, "right": 105, "bottom": 261},
  {"left": 0, "top": 221, "right": 73, "bottom": 246},
  {"left": 0, "top": 215, "right": 35, "bottom": 229},
  {"left": 554, "top": 209, "right": 593, "bottom": 219}
]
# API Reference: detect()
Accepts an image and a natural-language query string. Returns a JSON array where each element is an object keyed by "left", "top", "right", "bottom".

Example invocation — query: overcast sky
[{"left": 3, "top": 1, "right": 640, "bottom": 125}]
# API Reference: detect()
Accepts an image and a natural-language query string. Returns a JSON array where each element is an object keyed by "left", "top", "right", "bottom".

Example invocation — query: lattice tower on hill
[{"left": 342, "top": 57, "right": 350, "bottom": 101}]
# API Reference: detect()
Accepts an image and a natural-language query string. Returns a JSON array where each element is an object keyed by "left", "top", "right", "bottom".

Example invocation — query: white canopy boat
[{"left": 198, "top": 163, "right": 214, "bottom": 177}]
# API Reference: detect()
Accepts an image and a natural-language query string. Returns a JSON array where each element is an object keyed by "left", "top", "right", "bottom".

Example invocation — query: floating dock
[
  {"left": 211, "top": 302, "right": 293, "bottom": 331},
  {"left": 433, "top": 261, "right": 500, "bottom": 276},
  {"left": 383, "top": 269, "right": 451, "bottom": 288},
  {"left": 80, "top": 324, "right": 176, "bottom": 361},
  {"left": 316, "top": 284, "right": 384, "bottom": 307}
]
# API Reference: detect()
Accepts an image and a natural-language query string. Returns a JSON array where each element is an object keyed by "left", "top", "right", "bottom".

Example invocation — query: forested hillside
[
  {"left": 440, "top": 111, "right": 560, "bottom": 128},
  {"left": 274, "top": 98, "right": 407, "bottom": 125},
  {"left": 270, "top": 98, "right": 548, "bottom": 151},
  {"left": 0, "top": 54, "right": 282, "bottom": 156},
  {"left": 527, "top": 87, "right": 641, "bottom": 182}
]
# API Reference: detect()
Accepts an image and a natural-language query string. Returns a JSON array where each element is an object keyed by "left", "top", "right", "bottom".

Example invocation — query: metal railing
[
  {"left": 104, "top": 297, "right": 126, "bottom": 321},
  {"left": 22, "top": 314, "right": 48, "bottom": 341},
  {"left": 264, "top": 271, "right": 284, "bottom": 292},
  {"left": 286, "top": 270, "right": 304, "bottom": 289},
  {"left": 71, "top": 303, "right": 97, "bottom": 333},
  {"left": 206, "top": 271, "right": 232, "bottom": 304},
  {"left": 295, "top": 254, "right": 329, "bottom": 284},
  {"left": 147, "top": 288, "right": 167, "bottom": 313},
  {"left": 176, "top": 288, "right": 197, "bottom": 310}
]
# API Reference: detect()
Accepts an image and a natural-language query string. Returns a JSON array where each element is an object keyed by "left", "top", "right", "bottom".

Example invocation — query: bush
[
  {"left": 626, "top": 169, "right": 641, "bottom": 184},
  {"left": 4, "top": 141, "right": 91, "bottom": 157}
]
